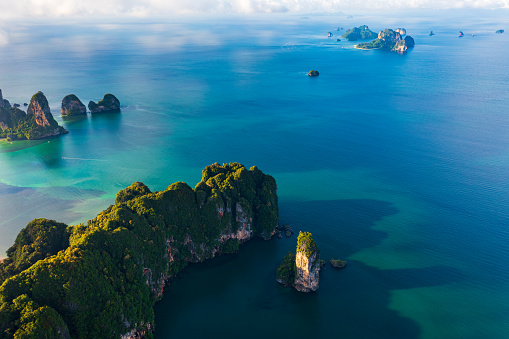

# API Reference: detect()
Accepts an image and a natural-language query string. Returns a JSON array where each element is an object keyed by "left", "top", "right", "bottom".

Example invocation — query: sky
[{"left": 0, "top": 0, "right": 508, "bottom": 19}]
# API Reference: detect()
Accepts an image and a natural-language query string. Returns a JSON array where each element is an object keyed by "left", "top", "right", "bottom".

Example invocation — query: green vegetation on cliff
[
  {"left": 276, "top": 252, "right": 296, "bottom": 286},
  {"left": 296, "top": 231, "right": 319, "bottom": 258},
  {"left": 0, "top": 163, "right": 278, "bottom": 338}
]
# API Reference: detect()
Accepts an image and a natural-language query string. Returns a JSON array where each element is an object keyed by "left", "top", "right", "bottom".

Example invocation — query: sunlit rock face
[
  {"left": 294, "top": 231, "right": 320, "bottom": 292},
  {"left": 27, "top": 91, "right": 54, "bottom": 127}
]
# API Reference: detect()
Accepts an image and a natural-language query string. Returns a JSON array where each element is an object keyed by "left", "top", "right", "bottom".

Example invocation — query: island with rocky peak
[
  {"left": 276, "top": 231, "right": 321, "bottom": 292},
  {"left": 0, "top": 90, "right": 68, "bottom": 141},
  {"left": 61, "top": 94, "right": 87, "bottom": 116},
  {"left": 88, "top": 94, "right": 121, "bottom": 114},
  {"left": 356, "top": 28, "right": 415, "bottom": 53},
  {"left": 0, "top": 163, "right": 278, "bottom": 338},
  {"left": 342, "top": 25, "right": 378, "bottom": 41}
]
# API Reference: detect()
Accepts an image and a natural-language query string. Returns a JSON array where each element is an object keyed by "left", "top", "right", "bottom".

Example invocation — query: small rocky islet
[
  {"left": 276, "top": 231, "right": 321, "bottom": 292},
  {"left": 1, "top": 89, "right": 120, "bottom": 141}
]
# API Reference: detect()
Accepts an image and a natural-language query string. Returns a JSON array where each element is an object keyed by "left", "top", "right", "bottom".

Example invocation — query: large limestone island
[
  {"left": 356, "top": 28, "right": 415, "bottom": 53},
  {"left": 0, "top": 163, "right": 278, "bottom": 338},
  {"left": 342, "top": 25, "right": 378, "bottom": 41},
  {"left": 0, "top": 90, "right": 67, "bottom": 140},
  {"left": 276, "top": 231, "right": 320, "bottom": 292}
]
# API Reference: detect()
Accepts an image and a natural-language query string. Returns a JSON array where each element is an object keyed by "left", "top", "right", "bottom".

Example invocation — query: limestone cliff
[
  {"left": 294, "top": 231, "right": 320, "bottom": 292},
  {"left": 27, "top": 91, "right": 55, "bottom": 127},
  {"left": 276, "top": 231, "right": 320, "bottom": 292},
  {"left": 88, "top": 93, "right": 120, "bottom": 114},
  {"left": 61, "top": 94, "right": 87, "bottom": 116},
  {"left": 0, "top": 163, "right": 278, "bottom": 338},
  {"left": 1, "top": 90, "right": 67, "bottom": 140}
]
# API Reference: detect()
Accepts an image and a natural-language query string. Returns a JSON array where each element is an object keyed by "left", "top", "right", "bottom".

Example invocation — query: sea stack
[
  {"left": 308, "top": 70, "right": 319, "bottom": 77},
  {"left": 27, "top": 91, "right": 57, "bottom": 127},
  {"left": 294, "top": 231, "right": 320, "bottom": 292},
  {"left": 276, "top": 231, "right": 320, "bottom": 292},
  {"left": 61, "top": 94, "right": 87, "bottom": 116},
  {"left": 88, "top": 94, "right": 120, "bottom": 114}
]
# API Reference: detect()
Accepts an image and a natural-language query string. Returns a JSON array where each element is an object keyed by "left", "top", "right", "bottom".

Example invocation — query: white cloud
[{"left": 0, "top": 0, "right": 508, "bottom": 19}]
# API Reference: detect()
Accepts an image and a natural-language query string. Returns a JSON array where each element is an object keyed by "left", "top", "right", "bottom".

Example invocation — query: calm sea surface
[{"left": 1, "top": 11, "right": 508, "bottom": 338}]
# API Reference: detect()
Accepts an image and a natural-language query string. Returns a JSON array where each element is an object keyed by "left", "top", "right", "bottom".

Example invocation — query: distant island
[
  {"left": 356, "top": 28, "right": 415, "bottom": 53},
  {"left": 342, "top": 25, "right": 377, "bottom": 41},
  {"left": 0, "top": 163, "right": 278, "bottom": 338},
  {"left": 308, "top": 70, "right": 319, "bottom": 77},
  {"left": 1, "top": 90, "right": 122, "bottom": 141},
  {"left": 496, "top": 29, "right": 504, "bottom": 34},
  {"left": 89, "top": 94, "right": 121, "bottom": 114},
  {"left": 0, "top": 90, "right": 67, "bottom": 141}
]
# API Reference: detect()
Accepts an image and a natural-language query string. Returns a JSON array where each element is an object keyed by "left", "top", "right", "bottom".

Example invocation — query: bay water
[{"left": 1, "top": 11, "right": 508, "bottom": 338}]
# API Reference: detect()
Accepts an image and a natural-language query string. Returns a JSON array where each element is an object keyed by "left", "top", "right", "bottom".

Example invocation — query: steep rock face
[
  {"left": 27, "top": 91, "right": 55, "bottom": 127},
  {"left": 294, "top": 231, "right": 320, "bottom": 292},
  {"left": 88, "top": 93, "right": 120, "bottom": 114},
  {"left": 61, "top": 94, "right": 87, "bottom": 116}
]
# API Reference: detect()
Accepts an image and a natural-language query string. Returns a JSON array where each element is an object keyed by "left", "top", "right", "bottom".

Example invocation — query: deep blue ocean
[{"left": 1, "top": 11, "right": 508, "bottom": 338}]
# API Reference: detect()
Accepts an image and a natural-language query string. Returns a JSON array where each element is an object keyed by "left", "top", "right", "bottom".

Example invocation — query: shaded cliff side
[{"left": 0, "top": 163, "right": 278, "bottom": 338}]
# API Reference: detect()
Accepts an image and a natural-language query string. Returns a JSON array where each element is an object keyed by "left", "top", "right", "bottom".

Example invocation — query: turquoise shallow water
[{"left": 1, "top": 12, "right": 509, "bottom": 338}]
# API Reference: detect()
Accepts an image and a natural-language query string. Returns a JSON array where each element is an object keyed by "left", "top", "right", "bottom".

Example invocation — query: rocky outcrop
[
  {"left": 61, "top": 94, "right": 86, "bottom": 116},
  {"left": 496, "top": 29, "right": 504, "bottom": 34},
  {"left": 27, "top": 91, "right": 56, "bottom": 127},
  {"left": 276, "top": 231, "right": 320, "bottom": 292},
  {"left": 294, "top": 231, "right": 320, "bottom": 292},
  {"left": 308, "top": 70, "right": 319, "bottom": 77},
  {"left": 121, "top": 323, "right": 152, "bottom": 339},
  {"left": 88, "top": 93, "right": 120, "bottom": 114},
  {"left": 330, "top": 259, "right": 347, "bottom": 269}
]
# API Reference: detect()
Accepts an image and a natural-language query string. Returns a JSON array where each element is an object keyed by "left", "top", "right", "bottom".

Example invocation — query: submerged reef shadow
[{"left": 278, "top": 199, "right": 464, "bottom": 338}]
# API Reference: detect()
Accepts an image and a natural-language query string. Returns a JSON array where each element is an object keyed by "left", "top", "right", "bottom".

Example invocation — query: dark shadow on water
[
  {"left": 153, "top": 198, "right": 465, "bottom": 338},
  {"left": 90, "top": 110, "right": 122, "bottom": 133}
]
